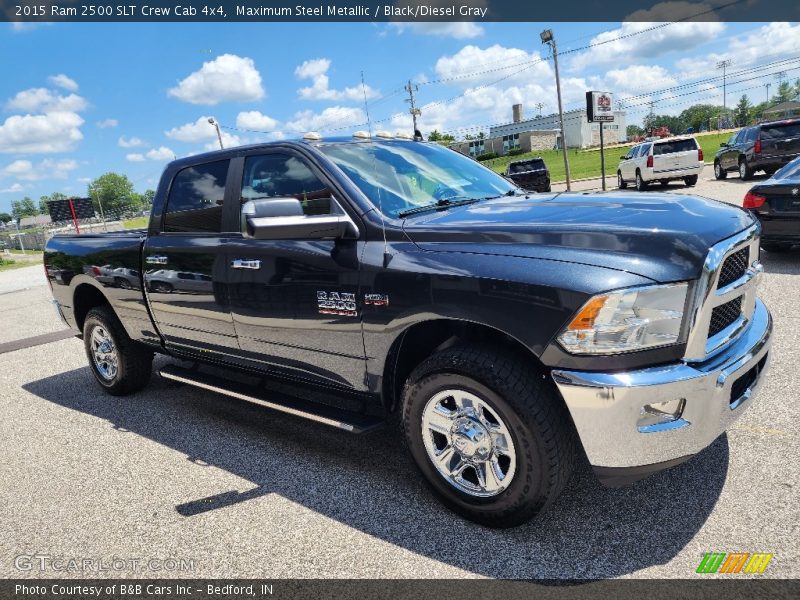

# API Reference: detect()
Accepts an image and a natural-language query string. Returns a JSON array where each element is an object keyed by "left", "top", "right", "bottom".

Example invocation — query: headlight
[{"left": 557, "top": 283, "right": 688, "bottom": 355}]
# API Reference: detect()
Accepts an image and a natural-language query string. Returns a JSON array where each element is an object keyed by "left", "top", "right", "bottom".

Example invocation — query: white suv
[{"left": 617, "top": 136, "right": 704, "bottom": 191}]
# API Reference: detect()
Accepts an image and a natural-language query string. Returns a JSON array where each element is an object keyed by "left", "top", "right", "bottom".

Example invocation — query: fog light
[{"left": 637, "top": 399, "right": 687, "bottom": 433}]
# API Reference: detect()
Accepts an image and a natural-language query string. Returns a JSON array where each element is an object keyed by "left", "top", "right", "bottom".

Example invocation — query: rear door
[
  {"left": 143, "top": 158, "right": 240, "bottom": 355},
  {"left": 226, "top": 149, "right": 367, "bottom": 390},
  {"left": 651, "top": 138, "right": 699, "bottom": 175},
  {"left": 720, "top": 131, "right": 741, "bottom": 170},
  {"left": 760, "top": 121, "right": 800, "bottom": 162}
]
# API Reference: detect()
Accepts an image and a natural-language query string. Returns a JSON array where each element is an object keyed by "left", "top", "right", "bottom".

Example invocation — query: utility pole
[
  {"left": 766, "top": 82, "right": 771, "bottom": 105},
  {"left": 541, "top": 29, "right": 571, "bottom": 191},
  {"left": 208, "top": 117, "right": 224, "bottom": 149},
  {"left": 405, "top": 80, "right": 421, "bottom": 135},
  {"left": 716, "top": 59, "right": 732, "bottom": 112},
  {"left": 13, "top": 218, "right": 25, "bottom": 254}
]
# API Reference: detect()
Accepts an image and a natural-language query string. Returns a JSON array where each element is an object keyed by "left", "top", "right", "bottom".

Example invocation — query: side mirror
[
  {"left": 241, "top": 197, "right": 358, "bottom": 240},
  {"left": 620, "top": 155, "right": 628, "bottom": 160},
  {"left": 720, "top": 142, "right": 728, "bottom": 147}
]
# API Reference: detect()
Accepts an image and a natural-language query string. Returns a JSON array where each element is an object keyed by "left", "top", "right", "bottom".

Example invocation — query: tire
[
  {"left": 659, "top": 179, "right": 669, "bottom": 187},
  {"left": 739, "top": 157, "right": 753, "bottom": 180},
  {"left": 401, "top": 344, "right": 576, "bottom": 528},
  {"left": 617, "top": 171, "right": 627, "bottom": 189},
  {"left": 152, "top": 282, "right": 173, "bottom": 293},
  {"left": 115, "top": 277, "right": 131, "bottom": 290},
  {"left": 83, "top": 305, "right": 153, "bottom": 396},
  {"left": 714, "top": 160, "right": 727, "bottom": 180},
  {"left": 635, "top": 170, "right": 648, "bottom": 191},
  {"left": 684, "top": 175, "right": 698, "bottom": 187},
  {"left": 761, "top": 243, "right": 792, "bottom": 253}
]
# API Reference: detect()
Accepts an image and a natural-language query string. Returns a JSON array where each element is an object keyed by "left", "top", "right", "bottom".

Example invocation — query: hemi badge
[{"left": 364, "top": 293, "right": 390, "bottom": 307}]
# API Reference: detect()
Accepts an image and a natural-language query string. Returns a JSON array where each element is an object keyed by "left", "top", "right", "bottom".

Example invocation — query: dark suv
[
  {"left": 714, "top": 118, "right": 800, "bottom": 180},
  {"left": 505, "top": 157, "right": 551, "bottom": 192}
]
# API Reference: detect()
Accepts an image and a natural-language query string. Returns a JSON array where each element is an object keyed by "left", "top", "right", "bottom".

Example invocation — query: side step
[{"left": 159, "top": 364, "right": 384, "bottom": 434}]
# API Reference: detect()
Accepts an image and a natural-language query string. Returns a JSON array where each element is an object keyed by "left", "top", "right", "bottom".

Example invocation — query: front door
[
  {"left": 144, "top": 158, "right": 240, "bottom": 356},
  {"left": 226, "top": 150, "right": 366, "bottom": 390}
]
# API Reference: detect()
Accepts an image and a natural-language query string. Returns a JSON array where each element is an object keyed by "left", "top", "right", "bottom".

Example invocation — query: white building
[{"left": 489, "top": 104, "right": 627, "bottom": 149}]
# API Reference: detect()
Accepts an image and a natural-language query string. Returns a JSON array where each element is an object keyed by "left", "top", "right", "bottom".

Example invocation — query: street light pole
[
  {"left": 716, "top": 59, "right": 732, "bottom": 113},
  {"left": 541, "top": 29, "right": 571, "bottom": 191},
  {"left": 208, "top": 118, "right": 224, "bottom": 149}
]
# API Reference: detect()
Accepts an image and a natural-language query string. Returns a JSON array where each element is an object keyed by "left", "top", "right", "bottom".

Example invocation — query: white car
[{"left": 617, "top": 136, "right": 704, "bottom": 191}]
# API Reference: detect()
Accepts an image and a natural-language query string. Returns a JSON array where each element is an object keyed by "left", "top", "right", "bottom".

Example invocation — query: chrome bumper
[{"left": 552, "top": 299, "right": 772, "bottom": 470}]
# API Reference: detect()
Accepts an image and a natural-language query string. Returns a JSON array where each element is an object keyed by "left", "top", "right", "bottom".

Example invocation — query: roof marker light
[
  {"left": 352, "top": 130, "right": 371, "bottom": 139},
  {"left": 303, "top": 131, "right": 322, "bottom": 141},
  {"left": 375, "top": 131, "right": 394, "bottom": 139},
  {"left": 394, "top": 131, "right": 414, "bottom": 140}
]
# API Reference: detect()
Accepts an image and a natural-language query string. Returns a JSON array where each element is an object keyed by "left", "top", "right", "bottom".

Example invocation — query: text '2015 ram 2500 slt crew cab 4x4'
[{"left": 45, "top": 135, "right": 772, "bottom": 527}]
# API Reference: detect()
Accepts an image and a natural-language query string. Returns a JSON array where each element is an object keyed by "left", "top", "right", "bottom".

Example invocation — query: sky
[{"left": 1, "top": 18, "right": 800, "bottom": 213}]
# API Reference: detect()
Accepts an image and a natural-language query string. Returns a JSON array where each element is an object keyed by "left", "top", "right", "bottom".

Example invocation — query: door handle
[
  {"left": 231, "top": 259, "right": 261, "bottom": 270},
  {"left": 146, "top": 255, "right": 168, "bottom": 265}
]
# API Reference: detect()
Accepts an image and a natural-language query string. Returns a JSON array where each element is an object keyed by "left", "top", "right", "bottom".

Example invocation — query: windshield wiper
[{"left": 398, "top": 196, "right": 479, "bottom": 218}]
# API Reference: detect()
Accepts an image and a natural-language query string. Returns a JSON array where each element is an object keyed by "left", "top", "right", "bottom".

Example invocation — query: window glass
[
  {"left": 164, "top": 160, "right": 229, "bottom": 233},
  {"left": 638, "top": 144, "right": 652, "bottom": 157},
  {"left": 761, "top": 122, "right": 800, "bottom": 140},
  {"left": 242, "top": 154, "right": 332, "bottom": 215},
  {"left": 653, "top": 138, "right": 698, "bottom": 155},
  {"left": 745, "top": 128, "right": 758, "bottom": 143}
]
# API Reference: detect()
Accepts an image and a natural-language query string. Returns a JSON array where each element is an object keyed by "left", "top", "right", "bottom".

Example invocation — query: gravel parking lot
[{"left": 0, "top": 176, "right": 797, "bottom": 579}]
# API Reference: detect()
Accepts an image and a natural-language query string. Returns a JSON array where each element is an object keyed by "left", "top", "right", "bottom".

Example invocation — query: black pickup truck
[{"left": 45, "top": 136, "right": 772, "bottom": 527}]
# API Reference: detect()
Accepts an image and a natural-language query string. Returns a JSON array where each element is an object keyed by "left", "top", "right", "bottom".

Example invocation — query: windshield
[
  {"left": 773, "top": 156, "right": 800, "bottom": 180},
  {"left": 318, "top": 141, "right": 516, "bottom": 218}
]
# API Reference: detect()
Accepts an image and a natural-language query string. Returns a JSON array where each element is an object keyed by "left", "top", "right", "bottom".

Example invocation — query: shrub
[
  {"left": 476, "top": 152, "right": 499, "bottom": 161},
  {"left": 507, "top": 148, "right": 526, "bottom": 156}
]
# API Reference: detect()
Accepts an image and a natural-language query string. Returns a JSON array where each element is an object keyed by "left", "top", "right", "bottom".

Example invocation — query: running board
[{"left": 159, "top": 364, "right": 384, "bottom": 434}]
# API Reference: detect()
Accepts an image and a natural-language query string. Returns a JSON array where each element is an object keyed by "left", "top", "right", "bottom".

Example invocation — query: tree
[
  {"left": 626, "top": 124, "right": 644, "bottom": 139},
  {"left": 11, "top": 197, "right": 37, "bottom": 219},
  {"left": 794, "top": 78, "right": 800, "bottom": 99},
  {"left": 775, "top": 80, "right": 794, "bottom": 103},
  {"left": 679, "top": 104, "right": 725, "bottom": 132},
  {"left": 38, "top": 192, "right": 67, "bottom": 214},
  {"left": 427, "top": 130, "right": 443, "bottom": 141},
  {"left": 142, "top": 189, "right": 156, "bottom": 206},
  {"left": 0, "top": 212, "right": 12, "bottom": 224},
  {"left": 88, "top": 172, "right": 135, "bottom": 217},
  {"left": 643, "top": 114, "right": 685, "bottom": 135},
  {"left": 734, "top": 94, "right": 753, "bottom": 127}
]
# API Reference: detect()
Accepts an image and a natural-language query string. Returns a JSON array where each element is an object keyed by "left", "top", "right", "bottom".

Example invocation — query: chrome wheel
[
  {"left": 714, "top": 162, "right": 721, "bottom": 178},
  {"left": 91, "top": 326, "right": 118, "bottom": 381},
  {"left": 421, "top": 389, "right": 517, "bottom": 498}
]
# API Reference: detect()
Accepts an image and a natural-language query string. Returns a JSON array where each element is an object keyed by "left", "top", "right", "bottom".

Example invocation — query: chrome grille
[
  {"left": 717, "top": 248, "right": 749, "bottom": 289},
  {"left": 684, "top": 225, "right": 762, "bottom": 362},
  {"left": 709, "top": 296, "right": 743, "bottom": 338}
]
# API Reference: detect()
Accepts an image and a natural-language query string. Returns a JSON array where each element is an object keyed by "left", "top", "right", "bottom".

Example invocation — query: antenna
[{"left": 361, "top": 71, "right": 391, "bottom": 268}]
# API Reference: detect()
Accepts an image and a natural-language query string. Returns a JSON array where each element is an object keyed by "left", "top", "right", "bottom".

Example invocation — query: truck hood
[{"left": 402, "top": 192, "right": 756, "bottom": 283}]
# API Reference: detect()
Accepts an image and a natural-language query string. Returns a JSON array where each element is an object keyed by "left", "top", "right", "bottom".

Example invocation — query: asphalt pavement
[{"left": 0, "top": 176, "right": 797, "bottom": 579}]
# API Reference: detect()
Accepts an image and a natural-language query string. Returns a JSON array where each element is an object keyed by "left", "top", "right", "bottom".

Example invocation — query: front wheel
[
  {"left": 84, "top": 305, "right": 153, "bottom": 395},
  {"left": 401, "top": 345, "right": 576, "bottom": 528},
  {"left": 714, "top": 160, "right": 727, "bottom": 180}
]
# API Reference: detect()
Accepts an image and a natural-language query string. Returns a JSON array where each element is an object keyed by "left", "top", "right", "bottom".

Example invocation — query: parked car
[
  {"left": 504, "top": 157, "right": 551, "bottom": 192},
  {"left": 146, "top": 269, "right": 213, "bottom": 294},
  {"left": 617, "top": 136, "right": 704, "bottom": 191},
  {"left": 743, "top": 156, "right": 800, "bottom": 251},
  {"left": 45, "top": 135, "right": 772, "bottom": 527},
  {"left": 714, "top": 118, "right": 800, "bottom": 180}
]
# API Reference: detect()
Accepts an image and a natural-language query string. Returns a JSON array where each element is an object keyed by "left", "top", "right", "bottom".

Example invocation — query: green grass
[
  {"left": 123, "top": 216, "right": 149, "bottom": 229},
  {"left": 7, "top": 248, "right": 43, "bottom": 255},
  {"left": 483, "top": 131, "right": 733, "bottom": 183},
  {"left": 0, "top": 257, "right": 42, "bottom": 271}
]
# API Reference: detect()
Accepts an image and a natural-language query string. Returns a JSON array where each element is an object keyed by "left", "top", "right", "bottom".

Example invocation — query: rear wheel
[
  {"left": 739, "top": 157, "right": 753, "bottom": 180},
  {"left": 635, "top": 170, "right": 648, "bottom": 191},
  {"left": 83, "top": 305, "right": 153, "bottom": 396},
  {"left": 684, "top": 175, "right": 698, "bottom": 186},
  {"left": 714, "top": 160, "right": 727, "bottom": 180},
  {"left": 401, "top": 344, "right": 576, "bottom": 528},
  {"left": 617, "top": 171, "right": 627, "bottom": 189}
]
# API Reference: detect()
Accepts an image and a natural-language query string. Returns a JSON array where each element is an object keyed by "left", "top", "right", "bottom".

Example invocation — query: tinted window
[
  {"left": 509, "top": 159, "right": 545, "bottom": 174},
  {"left": 733, "top": 130, "right": 746, "bottom": 144},
  {"left": 745, "top": 127, "right": 759, "bottom": 143},
  {"left": 761, "top": 121, "right": 800, "bottom": 140},
  {"left": 638, "top": 144, "right": 652, "bottom": 157},
  {"left": 242, "top": 154, "right": 332, "bottom": 215},
  {"left": 164, "top": 160, "right": 229, "bottom": 233},
  {"left": 653, "top": 138, "right": 698, "bottom": 155}
]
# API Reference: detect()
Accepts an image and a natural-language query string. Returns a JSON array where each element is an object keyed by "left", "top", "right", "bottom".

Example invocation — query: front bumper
[{"left": 552, "top": 298, "right": 772, "bottom": 481}]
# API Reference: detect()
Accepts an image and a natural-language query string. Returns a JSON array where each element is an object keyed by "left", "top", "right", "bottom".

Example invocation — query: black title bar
[{"left": 2, "top": 0, "right": 799, "bottom": 23}]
